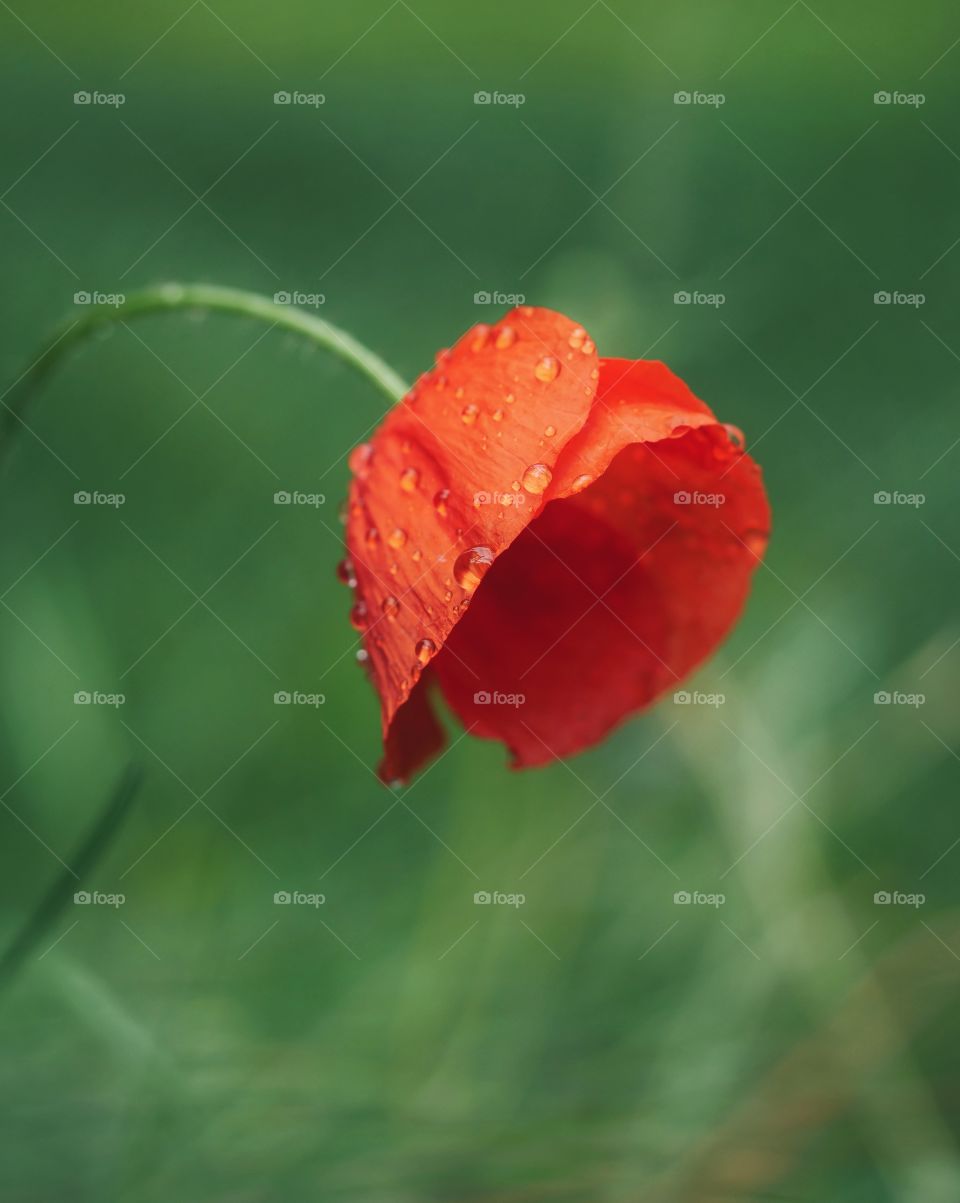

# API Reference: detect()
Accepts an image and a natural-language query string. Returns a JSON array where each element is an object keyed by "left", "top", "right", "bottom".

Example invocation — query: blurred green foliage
[{"left": 1, "top": 0, "right": 959, "bottom": 1199}]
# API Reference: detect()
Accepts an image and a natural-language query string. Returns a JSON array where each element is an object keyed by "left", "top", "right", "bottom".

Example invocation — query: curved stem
[{"left": 1, "top": 283, "right": 408, "bottom": 465}]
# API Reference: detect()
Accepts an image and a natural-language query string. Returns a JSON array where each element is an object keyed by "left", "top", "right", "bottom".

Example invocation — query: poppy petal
[{"left": 345, "top": 307, "right": 600, "bottom": 777}]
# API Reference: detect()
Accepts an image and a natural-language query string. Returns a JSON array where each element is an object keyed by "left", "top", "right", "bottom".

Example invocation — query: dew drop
[
  {"left": 568, "top": 325, "right": 586, "bottom": 350},
  {"left": 544, "top": 424, "right": 556, "bottom": 437},
  {"left": 511, "top": 479, "right": 521, "bottom": 492},
  {"left": 724, "top": 423, "right": 746, "bottom": 451},
  {"left": 534, "top": 356, "right": 560, "bottom": 383},
  {"left": 348, "top": 443, "right": 374, "bottom": 477},
  {"left": 744, "top": 530, "right": 767, "bottom": 558},
  {"left": 495, "top": 325, "right": 516, "bottom": 349},
  {"left": 470, "top": 325, "right": 490, "bottom": 351},
  {"left": 382, "top": 595, "right": 400, "bottom": 620},
  {"left": 412, "top": 549, "right": 422, "bottom": 562},
  {"left": 443, "top": 589, "right": 453, "bottom": 602},
  {"left": 453, "top": 545, "right": 495, "bottom": 592},
  {"left": 435, "top": 373, "right": 448, "bottom": 391},
  {"left": 415, "top": 638, "right": 435, "bottom": 665},
  {"left": 336, "top": 557, "right": 357, "bottom": 587},
  {"left": 387, "top": 527, "right": 407, "bottom": 549},
  {"left": 570, "top": 473, "right": 594, "bottom": 495},
  {"left": 461, "top": 403, "right": 479, "bottom": 425},
  {"left": 580, "top": 337, "right": 596, "bottom": 355},
  {"left": 365, "top": 526, "right": 380, "bottom": 548},
  {"left": 505, "top": 392, "right": 516, "bottom": 404},
  {"left": 492, "top": 408, "right": 504, "bottom": 422},
  {"left": 522, "top": 462, "right": 552, "bottom": 494},
  {"left": 349, "top": 601, "right": 368, "bottom": 630},
  {"left": 400, "top": 467, "right": 420, "bottom": 493},
  {"left": 433, "top": 488, "right": 450, "bottom": 516},
  {"left": 356, "top": 648, "right": 369, "bottom": 664}
]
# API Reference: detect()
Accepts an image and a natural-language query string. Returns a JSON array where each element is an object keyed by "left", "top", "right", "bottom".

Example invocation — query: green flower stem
[{"left": 1, "top": 283, "right": 408, "bottom": 465}]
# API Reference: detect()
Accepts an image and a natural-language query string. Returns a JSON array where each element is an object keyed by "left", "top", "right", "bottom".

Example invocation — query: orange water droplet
[
  {"left": 435, "top": 373, "right": 447, "bottom": 391},
  {"left": 568, "top": 325, "right": 586, "bottom": 350},
  {"left": 400, "top": 467, "right": 420, "bottom": 493},
  {"left": 336, "top": 558, "right": 356, "bottom": 587},
  {"left": 389, "top": 562, "right": 398, "bottom": 575},
  {"left": 349, "top": 601, "right": 368, "bottom": 630},
  {"left": 455, "top": 386, "right": 465, "bottom": 399},
  {"left": 461, "top": 403, "right": 479, "bottom": 425},
  {"left": 443, "top": 589, "right": 453, "bottom": 602},
  {"left": 382, "top": 595, "right": 399, "bottom": 620},
  {"left": 534, "top": 356, "right": 559, "bottom": 383},
  {"left": 724, "top": 423, "right": 746, "bottom": 451},
  {"left": 570, "top": 473, "right": 594, "bottom": 494},
  {"left": 387, "top": 527, "right": 407, "bottom": 549},
  {"left": 511, "top": 479, "right": 521, "bottom": 492},
  {"left": 365, "top": 526, "right": 380, "bottom": 548},
  {"left": 434, "top": 488, "right": 450, "bottom": 517},
  {"left": 519, "top": 305, "right": 534, "bottom": 316},
  {"left": 744, "top": 530, "right": 767, "bottom": 558},
  {"left": 415, "top": 638, "right": 435, "bottom": 665},
  {"left": 348, "top": 443, "right": 373, "bottom": 476},
  {"left": 504, "top": 392, "right": 516, "bottom": 404},
  {"left": 412, "top": 549, "right": 422, "bottom": 562},
  {"left": 470, "top": 325, "right": 490, "bottom": 351},
  {"left": 492, "top": 408, "right": 503, "bottom": 422},
  {"left": 495, "top": 325, "right": 516, "bottom": 349},
  {"left": 544, "top": 424, "right": 556, "bottom": 437},
  {"left": 580, "top": 337, "right": 595, "bottom": 355},
  {"left": 522, "top": 463, "right": 552, "bottom": 494},
  {"left": 453, "top": 545, "right": 495, "bottom": 592}
]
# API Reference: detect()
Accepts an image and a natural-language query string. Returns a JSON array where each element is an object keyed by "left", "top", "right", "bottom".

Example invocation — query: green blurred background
[{"left": 1, "top": 1, "right": 959, "bottom": 1199}]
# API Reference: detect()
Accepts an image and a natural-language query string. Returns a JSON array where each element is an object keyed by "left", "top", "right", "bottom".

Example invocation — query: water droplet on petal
[
  {"left": 534, "top": 356, "right": 559, "bottom": 383},
  {"left": 365, "top": 526, "right": 380, "bottom": 548},
  {"left": 492, "top": 408, "right": 503, "bottom": 422},
  {"left": 568, "top": 325, "right": 586, "bottom": 350},
  {"left": 349, "top": 601, "right": 368, "bottom": 630},
  {"left": 387, "top": 527, "right": 407, "bottom": 549},
  {"left": 744, "top": 530, "right": 767, "bottom": 558},
  {"left": 400, "top": 467, "right": 420, "bottom": 493},
  {"left": 349, "top": 443, "right": 374, "bottom": 477},
  {"left": 453, "top": 545, "right": 494, "bottom": 592},
  {"left": 495, "top": 325, "right": 516, "bottom": 349},
  {"left": 356, "top": 648, "right": 369, "bottom": 664},
  {"left": 570, "top": 473, "right": 594, "bottom": 495},
  {"left": 435, "top": 373, "right": 447, "bottom": 391},
  {"left": 724, "top": 423, "right": 746, "bottom": 451},
  {"left": 434, "top": 488, "right": 450, "bottom": 516},
  {"left": 505, "top": 392, "right": 516, "bottom": 404},
  {"left": 443, "top": 589, "right": 452, "bottom": 602},
  {"left": 382, "top": 595, "right": 400, "bottom": 620},
  {"left": 522, "top": 463, "right": 552, "bottom": 494},
  {"left": 336, "top": 558, "right": 357, "bottom": 587},
  {"left": 544, "top": 424, "right": 556, "bottom": 437},
  {"left": 412, "top": 549, "right": 422, "bottom": 562},
  {"left": 580, "top": 337, "right": 595, "bottom": 355},
  {"left": 470, "top": 325, "right": 490, "bottom": 351},
  {"left": 461, "top": 403, "right": 479, "bottom": 425},
  {"left": 415, "top": 638, "right": 435, "bottom": 665}
]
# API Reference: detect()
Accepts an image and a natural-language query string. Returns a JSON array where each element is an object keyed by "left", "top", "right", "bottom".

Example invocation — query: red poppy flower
[{"left": 343, "top": 307, "right": 770, "bottom": 783}]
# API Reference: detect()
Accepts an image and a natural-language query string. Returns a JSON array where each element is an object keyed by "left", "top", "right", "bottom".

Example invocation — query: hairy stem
[{"left": 1, "top": 283, "right": 407, "bottom": 465}]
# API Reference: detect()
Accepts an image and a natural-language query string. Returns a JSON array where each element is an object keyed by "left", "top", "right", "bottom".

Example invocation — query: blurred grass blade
[{"left": 0, "top": 763, "right": 143, "bottom": 993}]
